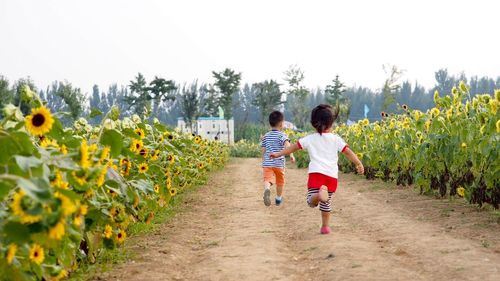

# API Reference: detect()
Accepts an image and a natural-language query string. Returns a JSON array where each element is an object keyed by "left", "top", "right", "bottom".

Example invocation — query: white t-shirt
[{"left": 298, "top": 133, "right": 348, "bottom": 179}]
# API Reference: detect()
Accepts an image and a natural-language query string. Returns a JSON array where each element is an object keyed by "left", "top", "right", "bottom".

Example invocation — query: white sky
[{"left": 0, "top": 0, "right": 498, "bottom": 94}]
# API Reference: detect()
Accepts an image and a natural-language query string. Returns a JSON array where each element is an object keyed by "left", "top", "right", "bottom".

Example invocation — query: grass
[{"left": 67, "top": 182, "right": 207, "bottom": 281}]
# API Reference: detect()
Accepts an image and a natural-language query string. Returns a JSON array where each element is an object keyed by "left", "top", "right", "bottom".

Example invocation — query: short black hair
[
  {"left": 311, "top": 104, "right": 339, "bottom": 135},
  {"left": 269, "top": 111, "right": 284, "bottom": 127}
]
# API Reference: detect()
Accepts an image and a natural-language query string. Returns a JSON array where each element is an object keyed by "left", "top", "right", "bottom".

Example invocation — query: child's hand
[
  {"left": 356, "top": 163, "right": 365, "bottom": 175},
  {"left": 290, "top": 155, "right": 296, "bottom": 163},
  {"left": 270, "top": 153, "right": 279, "bottom": 159}
]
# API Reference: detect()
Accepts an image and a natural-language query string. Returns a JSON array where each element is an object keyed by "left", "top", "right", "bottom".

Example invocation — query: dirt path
[{"left": 95, "top": 158, "right": 500, "bottom": 281}]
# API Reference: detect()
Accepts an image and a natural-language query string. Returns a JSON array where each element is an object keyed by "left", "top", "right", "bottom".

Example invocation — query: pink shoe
[
  {"left": 318, "top": 186, "right": 328, "bottom": 202},
  {"left": 320, "top": 226, "right": 331, "bottom": 234}
]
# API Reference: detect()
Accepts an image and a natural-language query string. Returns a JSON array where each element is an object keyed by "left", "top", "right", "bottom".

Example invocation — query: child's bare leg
[
  {"left": 310, "top": 193, "right": 320, "bottom": 206},
  {"left": 276, "top": 185, "right": 284, "bottom": 197},
  {"left": 321, "top": 211, "right": 330, "bottom": 227},
  {"left": 264, "top": 181, "right": 271, "bottom": 190}
]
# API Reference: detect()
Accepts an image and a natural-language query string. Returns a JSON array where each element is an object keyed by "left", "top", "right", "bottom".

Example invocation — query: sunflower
[
  {"left": 116, "top": 229, "right": 127, "bottom": 243},
  {"left": 6, "top": 244, "right": 17, "bottom": 264},
  {"left": 430, "top": 107, "right": 440, "bottom": 117},
  {"left": 457, "top": 187, "right": 465, "bottom": 197},
  {"left": 197, "top": 162, "right": 204, "bottom": 169},
  {"left": 166, "top": 177, "right": 172, "bottom": 189},
  {"left": 100, "top": 146, "right": 111, "bottom": 163},
  {"left": 461, "top": 142, "right": 467, "bottom": 149},
  {"left": 55, "top": 192, "right": 77, "bottom": 217},
  {"left": 48, "top": 220, "right": 66, "bottom": 240},
  {"left": 158, "top": 135, "right": 164, "bottom": 143},
  {"left": 96, "top": 167, "right": 108, "bottom": 187},
  {"left": 80, "top": 140, "right": 91, "bottom": 169},
  {"left": 139, "top": 147, "right": 149, "bottom": 158},
  {"left": 138, "top": 162, "right": 149, "bottom": 173},
  {"left": 154, "top": 184, "right": 160, "bottom": 193},
  {"left": 130, "top": 139, "right": 143, "bottom": 153},
  {"left": 25, "top": 106, "right": 55, "bottom": 136},
  {"left": 169, "top": 188, "right": 177, "bottom": 196},
  {"left": 151, "top": 149, "right": 161, "bottom": 161},
  {"left": 167, "top": 154, "right": 175, "bottom": 164},
  {"left": 60, "top": 144, "right": 68, "bottom": 155},
  {"left": 72, "top": 171, "right": 88, "bottom": 186},
  {"left": 11, "top": 190, "right": 42, "bottom": 224},
  {"left": 52, "top": 269, "right": 68, "bottom": 281},
  {"left": 145, "top": 212, "right": 154, "bottom": 224},
  {"left": 29, "top": 243, "right": 45, "bottom": 265},
  {"left": 134, "top": 128, "right": 145, "bottom": 139},
  {"left": 40, "top": 138, "right": 58, "bottom": 148},
  {"left": 402, "top": 104, "right": 408, "bottom": 111},
  {"left": 497, "top": 120, "right": 500, "bottom": 134},
  {"left": 194, "top": 135, "right": 202, "bottom": 144},
  {"left": 104, "top": 224, "right": 113, "bottom": 239}
]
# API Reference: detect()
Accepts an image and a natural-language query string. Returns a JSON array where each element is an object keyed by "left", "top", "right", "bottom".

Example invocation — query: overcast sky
[{"left": 1, "top": 0, "right": 498, "bottom": 94}]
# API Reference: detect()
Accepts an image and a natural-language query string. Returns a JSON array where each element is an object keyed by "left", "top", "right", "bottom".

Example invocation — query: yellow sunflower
[
  {"left": 48, "top": 220, "right": 66, "bottom": 240},
  {"left": 138, "top": 162, "right": 149, "bottom": 173},
  {"left": 6, "top": 244, "right": 17, "bottom": 264},
  {"left": 60, "top": 144, "right": 68, "bottom": 155},
  {"left": 457, "top": 187, "right": 465, "bottom": 197},
  {"left": 116, "top": 229, "right": 127, "bottom": 243},
  {"left": 72, "top": 171, "right": 88, "bottom": 186},
  {"left": 52, "top": 269, "right": 68, "bottom": 281},
  {"left": 100, "top": 146, "right": 111, "bottom": 163},
  {"left": 158, "top": 135, "right": 164, "bottom": 143},
  {"left": 80, "top": 140, "right": 91, "bottom": 169},
  {"left": 169, "top": 188, "right": 177, "bottom": 196},
  {"left": 10, "top": 190, "right": 42, "bottom": 224},
  {"left": 25, "top": 106, "right": 55, "bottom": 136},
  {"left": 154, "top": 184, "right": 160, "bottom": 193},
  {"left": 139, "top": 147, "right": 149, "bottom": 158},
  {"left": 151, "top": 149, "right": 161, "bottom": 161},
  {"left": 194, "top": 135, "right": 202, "bottom": 144},
  {"left": 104, "top": 224, "right": 113, "bottom": 239},
  {"left": 130, "top": 139, "right": 143, "bottom": 153},
  {"left": 54, "top": 192, "right": 77, "bottom": 217},
  {"left": 96, "top": 167, "right": 108, "bottom": 187},
  {"left": 134, "top": 128, "right": 145, "bottom": 139},
  {"left": 167, "top": 154, "right": 175, "bottom": 164},
  {"left": 197, "top": 162, "right": 204, "bottom": 169},
  {"left": 166, "top": 177, "right": 172, "bottom": 189},
  {"left": 29, "top": 243, "right": 45, "bottom": 265}
]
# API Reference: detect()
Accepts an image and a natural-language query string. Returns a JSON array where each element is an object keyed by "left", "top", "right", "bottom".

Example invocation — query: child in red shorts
[{"left": 271, "top": 104, "right": 364, "bottom": 234}]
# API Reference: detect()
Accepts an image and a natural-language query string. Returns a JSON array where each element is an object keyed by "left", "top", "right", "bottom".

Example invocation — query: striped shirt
[{"left": 261, "top": 130, "right": 290, "bottom": 168}]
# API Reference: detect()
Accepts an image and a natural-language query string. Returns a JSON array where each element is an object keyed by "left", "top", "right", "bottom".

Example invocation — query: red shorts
[{"left": 308, "top": 173, "right": 338, "bottom": 192}]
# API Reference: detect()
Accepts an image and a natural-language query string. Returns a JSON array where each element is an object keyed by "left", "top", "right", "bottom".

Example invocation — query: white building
[{"left": 177, "top": 117, "right": 234, "bottom": 144}]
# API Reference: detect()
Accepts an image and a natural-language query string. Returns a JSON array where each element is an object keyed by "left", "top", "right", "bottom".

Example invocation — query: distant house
[{"left": 177, "top": 117, "right": 234, "bottom": 144}]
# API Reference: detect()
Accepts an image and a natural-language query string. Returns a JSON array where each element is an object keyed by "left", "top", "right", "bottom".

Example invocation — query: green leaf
[
  {"left": 90, "top": 108, "right": 103, "bottom": 118},
  {"left": 0, "top": 181, "right": 14, "bottom": 201},
  {"left": 14, "top": 155, "right": 43, "bottom": 173},
  {"left": 100, "top": 129, "right": 123, "bottom": 158},
  {"left": 0, "top": 135, "right": 19, "bottom": 164},
  {"left": 3, "top": 222, "right": 31, "bottom": 244},
  {"left": 16, "top": 177, "right": 51, "bottom": 202}
]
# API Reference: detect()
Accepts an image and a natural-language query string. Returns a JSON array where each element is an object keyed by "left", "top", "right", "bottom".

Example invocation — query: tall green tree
[
  {"left": 252, "top": 80, "right": 284, "bottom": 124},
  {"left": 0, "top": 76, "right": 14, "bottom": 117},
  {"left": 284, "top": 65, "right": 309, "bottom": 129},
  {"left": 55, "top": 81, "right": 86, "bottom": 120},
  {"left": 325, "top": 75, "right": 350, "bottom": 123},
  {"left": 13, "top": 78, "right": 37, "bottom": 115},
  {"left": 382, "top": 64, "right": 403, "bottom": 112},
  {"left": 126, "top": 73, "right": 177, "bottom": 117},
  {"left": 212, "top": 68, "right": 241, "bottom": 143},
  {"left": 180, "top": 81, "right": 200, "bottom": 133}
]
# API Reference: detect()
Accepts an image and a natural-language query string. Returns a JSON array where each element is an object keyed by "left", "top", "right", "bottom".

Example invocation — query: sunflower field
[
  {"left": 0, "top": 86, "right": 229, "bottom": 280},
  {"left": 336, "top": 83, "right": 499, "bottom": 208}
]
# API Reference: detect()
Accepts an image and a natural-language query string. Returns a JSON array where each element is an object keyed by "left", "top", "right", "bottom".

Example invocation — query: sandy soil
[{"left": 94, "top": 158, "right": 500, "bottom": 281}]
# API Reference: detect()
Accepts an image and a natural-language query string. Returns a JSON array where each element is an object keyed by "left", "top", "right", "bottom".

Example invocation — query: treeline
[{"left": 1, "top": 68, "right": 498, "bottom": 129}]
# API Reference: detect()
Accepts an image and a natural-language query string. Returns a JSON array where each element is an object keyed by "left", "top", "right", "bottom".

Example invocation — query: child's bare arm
[
  {"left": 342, "top": 147, "right": 364, "bottom": 174},
  {"left": 284, "top": 140, "right": 296, "bottom": 163},
  {"left": 261, "top": 147, "right": 266, "bottom": 160},
  {"left": 270, "top": 143, "right": 300, "bottom": 158}
]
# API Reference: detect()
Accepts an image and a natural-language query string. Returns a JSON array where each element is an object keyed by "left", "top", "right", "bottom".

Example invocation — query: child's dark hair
[
  {"left": 311, "top": 104, "right": 339, "bottom": 135},
  {"left": 268, "top": 111, "right": 284, "bottom": 127}
]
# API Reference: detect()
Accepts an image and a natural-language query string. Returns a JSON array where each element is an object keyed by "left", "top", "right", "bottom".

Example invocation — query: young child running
[
  {"left": 271, "top": 104, "right": 364, "bottom": 234},
  {"left": 261, "top": 111, "right": 295, "bottom": 206}
]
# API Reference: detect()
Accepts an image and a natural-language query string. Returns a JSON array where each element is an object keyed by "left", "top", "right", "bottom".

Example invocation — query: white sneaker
[{"left": 263, "top": 189, "right": 271, "bottom": 206}]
